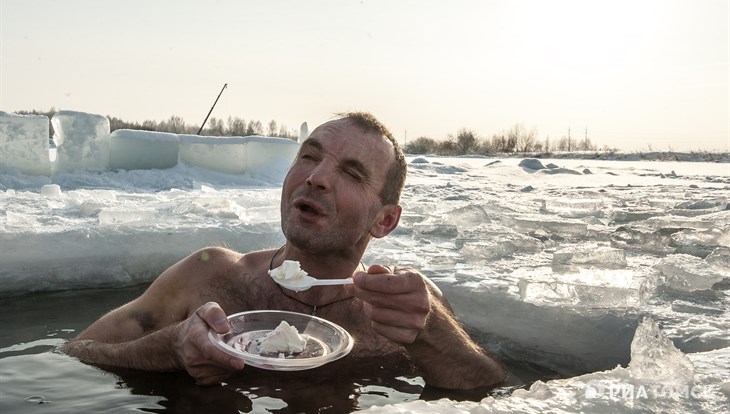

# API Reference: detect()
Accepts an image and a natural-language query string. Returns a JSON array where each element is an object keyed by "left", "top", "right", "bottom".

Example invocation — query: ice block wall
[
  {"left": 179, "top": 134, "right": 299, "bottom": 175},
  {"left": 240, "top": 136, "right": 299, "bottom": 172},
  {"left": 52, "top": 110, "right": 111, "bottom": 173},
  {"left": 0, "top": 112, "right": 52, "bottom": 176},
  {"left": 0, "top": 110, "right": 300, "bottom": 176},
  {"left": 110, "top": 129, "right": 179, "bottom": 170}
]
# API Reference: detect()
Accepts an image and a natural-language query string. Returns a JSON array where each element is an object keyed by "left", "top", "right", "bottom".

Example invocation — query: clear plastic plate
[{"left": 208, "top": 310, "right": 353, "bottom": 371}]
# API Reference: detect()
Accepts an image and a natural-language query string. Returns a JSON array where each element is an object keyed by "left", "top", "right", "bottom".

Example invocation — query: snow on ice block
[
  {"left": 610, "top": 225, "right": 681, "bottom": 255},
  {"left": 40, "top": 184, "right": 62, "bottom": 197},
  {"left": 179, "top": 135, "right": 298, "bottom": 175},
  {"left": 98, "top": 209, "right": 159, "bottom": 226},
  {"left": 0, "top": 112, "right": 52, "bottom": 176},
  {"left": 671, "top": 226, "right": 730, "bottom": 257},
  {"left": 540, "top": 198, "right": 606, "bottom": 218},
  {"left": 457, "top": 223, "right": 543, "bottom": 259},
  {"left": 109, "top": 129, "right": 179, "bottom": 170},
  {"left": 508, "top": 214, "right": 588, "bottom": 238},
  {"left": 671, "top": 197, "right": 728, "bottom": 217},
  {"left": 655, "top": 253, "right": 726, "bottom": 291},
  {"left": 552, "top": 243, "right": 627, "bottom": 272},
  {"left": 51, "top": 110, "right": 110, "bottom": 173},
  {"left": 609, "top": 207, "right": 664, "bottom": 223},
  {"left": 519, "top": 158, "right": 546, "bottom": 170},
  {"left": 412, "top": 222, "right": 459, "bottom": 238},
  {"left": 643, "top": 215, "right": 716, "bottom": 230},
  {"left": 706, "top": 247, "right": 730, "bottom": 275}
]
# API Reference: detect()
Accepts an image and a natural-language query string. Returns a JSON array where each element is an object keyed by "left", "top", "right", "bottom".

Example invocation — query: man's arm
[
  {"left": 62, "top": 248, "right": 246, "bottom": 384},
  {"left": 347, "top": 265, "right": 507, "bottom": 390}
]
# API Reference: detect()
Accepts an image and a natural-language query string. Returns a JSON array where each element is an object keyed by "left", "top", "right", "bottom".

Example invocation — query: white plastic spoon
[{"left": 274, "top": 275, "right": 353, "bottom": 292}]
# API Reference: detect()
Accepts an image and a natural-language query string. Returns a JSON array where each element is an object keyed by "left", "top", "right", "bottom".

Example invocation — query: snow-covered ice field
[{"left": 1, "top": 111, "right": 728, "bottom": 412}]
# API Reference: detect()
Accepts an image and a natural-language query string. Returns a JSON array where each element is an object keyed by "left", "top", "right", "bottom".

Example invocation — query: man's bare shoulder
[
  {"left": 143, "top": 247, "right": 275, "bottom": 305},
  {"left": 174, "top": 247, "right": 282, "bottom": 311},
  {"left": 174, "top": 246, "right": 273, "bottom": 277}
]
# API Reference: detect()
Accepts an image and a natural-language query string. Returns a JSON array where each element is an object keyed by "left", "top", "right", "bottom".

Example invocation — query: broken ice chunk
[
  {"left": 670, "top": 227, "right": 730, "bottom": 258},
  {"left": 552, "top": 244, "right": 627, "bottom": 272},
  {"left": 540, "top": 198, "right": 605, "bottom": 218},
  {"left": 610, "top": 225, "right": 680, "bottom": 255},
  {"left": 508, "top": 214, "right": 588, "bottom": 239},
  {"left": 517, "top": 267, "right": 657, "bottom": 308},
  {"left": 654, "top": 254, "right": 726, "bottom": 291},
  {"left": 629, "top": 318, "right": 695, "bottom": 384}
]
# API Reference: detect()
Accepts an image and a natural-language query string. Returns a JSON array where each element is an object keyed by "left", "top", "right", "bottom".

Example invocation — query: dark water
[{"left": 0, "top": 286, "right": 556, "bottom": 413}]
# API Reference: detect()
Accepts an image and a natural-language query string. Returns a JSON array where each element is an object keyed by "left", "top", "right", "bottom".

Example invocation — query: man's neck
[
  {"left": 273, "top": 244, "right": 365, "bottom": 280},
  {"left": 268, "top": 244, "right": 364, "bottom": 307}
]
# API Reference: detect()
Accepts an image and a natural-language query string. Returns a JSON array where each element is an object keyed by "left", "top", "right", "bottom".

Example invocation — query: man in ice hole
[{"left": 63, "top": 112, "right": 506, "bottom": 390}]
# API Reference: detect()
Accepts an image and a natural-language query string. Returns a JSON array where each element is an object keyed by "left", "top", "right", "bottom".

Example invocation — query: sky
[{"left": 1, "top": 0, "right": 728, "bottom": 152}]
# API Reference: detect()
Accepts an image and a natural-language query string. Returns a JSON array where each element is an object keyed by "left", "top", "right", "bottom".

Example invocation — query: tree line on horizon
[
  {"left": 16, "top": 108, "right": 607, "bottom": 154},
  {"left": 404, "top": 123, "right": 603, "bottom": 156}
]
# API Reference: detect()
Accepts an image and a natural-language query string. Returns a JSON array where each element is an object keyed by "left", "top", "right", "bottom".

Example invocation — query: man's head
[
  {"left": 280, "top": 112, "right": 406, "bottom": 254},
  {"left": 334, "top": 112, "right": 407, "bottom": 205}
]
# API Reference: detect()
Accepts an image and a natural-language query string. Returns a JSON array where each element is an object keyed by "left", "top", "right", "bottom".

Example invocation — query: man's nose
[{"left": 305, "top": 163, "right": 331, "bottom": 191}]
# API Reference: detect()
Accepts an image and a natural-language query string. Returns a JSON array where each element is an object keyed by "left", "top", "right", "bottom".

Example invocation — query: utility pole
[
  {"left": 404, "top": 129, "right": 407, "bottom": 146},
  {"left": 568, "top": 128, "right": 571, "bottom": 151},
  {"left": 197, "top": 83, "right": 228, "bottom": 135}
]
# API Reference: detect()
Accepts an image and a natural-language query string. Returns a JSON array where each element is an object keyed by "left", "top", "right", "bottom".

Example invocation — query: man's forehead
[{"left": 306, "top": 119, "right": 392, "bottom": 150}]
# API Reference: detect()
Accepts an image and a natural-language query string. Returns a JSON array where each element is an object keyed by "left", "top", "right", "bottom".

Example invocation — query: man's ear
[{"left": 370, "top": 204, "right": 402, "bottom": 239}]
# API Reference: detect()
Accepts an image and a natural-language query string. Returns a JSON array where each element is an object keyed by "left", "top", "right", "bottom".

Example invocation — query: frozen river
[{"left": 1, "top": 155, "right": 729, "bottom": 413}]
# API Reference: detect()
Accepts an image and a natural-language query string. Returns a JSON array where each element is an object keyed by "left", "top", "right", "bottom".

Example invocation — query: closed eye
[{"left": 341, "top": 159, "right": 369, "bottom": 182}]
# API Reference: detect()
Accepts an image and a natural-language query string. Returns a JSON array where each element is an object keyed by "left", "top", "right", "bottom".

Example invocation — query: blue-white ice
[{"left": 1, "top": 110, "right": 729, "bottom": 412}]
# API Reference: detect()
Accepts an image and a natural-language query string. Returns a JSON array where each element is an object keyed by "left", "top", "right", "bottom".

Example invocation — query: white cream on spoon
[{"left": 269, "top": 260, "right": 353, "bottom": 292}]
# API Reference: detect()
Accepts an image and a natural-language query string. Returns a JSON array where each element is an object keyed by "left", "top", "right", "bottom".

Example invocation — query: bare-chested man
[{"left": 62, "top": 112, "right": 506, "bottom": 390}]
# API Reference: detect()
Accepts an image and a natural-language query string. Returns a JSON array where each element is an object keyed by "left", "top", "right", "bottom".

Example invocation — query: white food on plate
[{"left": 258, "top": 320, "right": 307, "bottom": 354}]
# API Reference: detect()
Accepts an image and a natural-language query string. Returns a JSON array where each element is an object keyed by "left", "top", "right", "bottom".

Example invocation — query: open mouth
[{"left": 294, "top": 199, "right": 324, "bottom": 217}]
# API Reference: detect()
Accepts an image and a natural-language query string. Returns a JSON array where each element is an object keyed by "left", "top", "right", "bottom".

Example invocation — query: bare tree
[
  {"left": 226, "top": 116, "right": 247, "bottom": 136},
  {"left": 202, "top": 117, "right": 225, "bottom": 136},
  {"left": 246, "top": 120, "right": 263, "bottom": 136},
  {"left": 456, "top": 128, "right": 479, "bottom": 153},
  {"left": 437, "top": 138, "right": 459, "bottom": 155},
  {"left": 510, "top": 123, "right": 538, "bottom": 152},
  {"left": 404, "top": 136, "right": 437, "bottom": 154},
  {"left": 268, "top": 120, "right": 277, "bottom": 136},
  {"left": 160, "top": 115, "right": 187, "bottom": 134}
]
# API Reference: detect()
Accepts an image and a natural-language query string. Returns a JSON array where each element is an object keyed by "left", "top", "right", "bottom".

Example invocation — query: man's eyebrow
[{"left": 301, "top": 138, "right": 322, "bottom": 151}]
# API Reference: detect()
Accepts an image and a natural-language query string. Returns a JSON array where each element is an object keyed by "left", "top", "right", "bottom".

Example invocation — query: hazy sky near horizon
[{"left": 1, "top": 0, "right": 728, "bottom": 151}]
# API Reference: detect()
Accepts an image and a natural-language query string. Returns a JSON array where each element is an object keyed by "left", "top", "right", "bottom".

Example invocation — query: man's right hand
[{"left": 174, "top": 302, "right": 246, "bottom": 385}]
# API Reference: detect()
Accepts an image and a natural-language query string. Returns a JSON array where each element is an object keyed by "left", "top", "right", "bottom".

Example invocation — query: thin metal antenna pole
[{"left": 197, "top": 83, "right": 228, "bottom": 135}]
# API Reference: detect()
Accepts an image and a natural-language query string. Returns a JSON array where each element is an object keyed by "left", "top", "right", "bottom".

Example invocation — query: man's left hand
[{"left": 345, "top": 265, "right": 433, "bottom": 344}]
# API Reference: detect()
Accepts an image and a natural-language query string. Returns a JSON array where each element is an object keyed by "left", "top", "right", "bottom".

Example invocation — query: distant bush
[{"left": 403, "top": 123, "right": 603, "bottom": 156}]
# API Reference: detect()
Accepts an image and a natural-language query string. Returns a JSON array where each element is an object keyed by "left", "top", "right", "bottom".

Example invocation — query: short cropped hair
[{"left": 336, "top": 112, "right": 407, "bottom": 205}]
